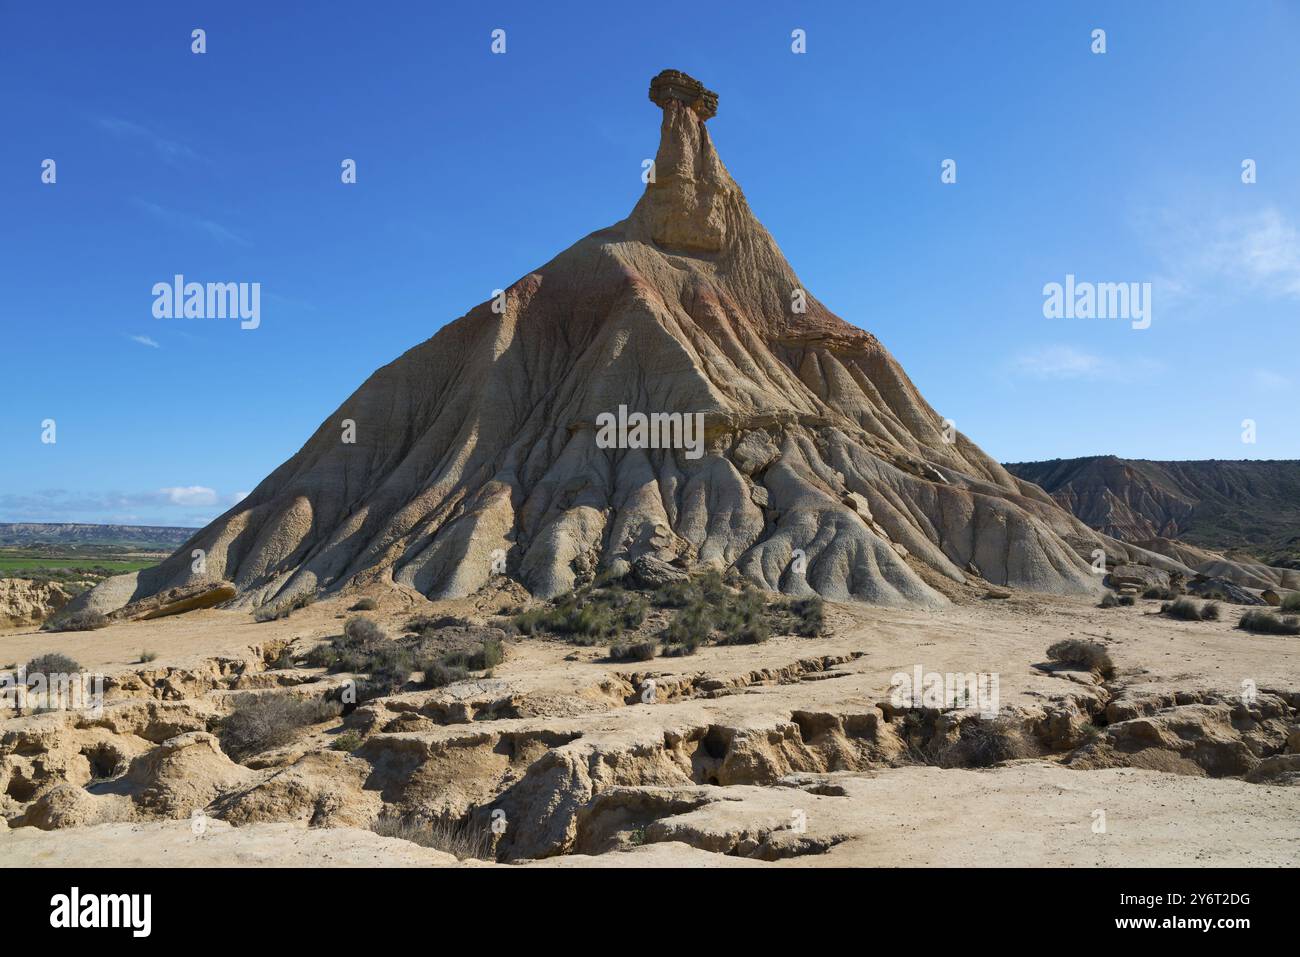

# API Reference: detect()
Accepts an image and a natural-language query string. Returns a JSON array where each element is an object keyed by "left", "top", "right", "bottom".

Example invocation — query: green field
[{"left": 0, "top": 547, "right": 161, "bottom": 582}]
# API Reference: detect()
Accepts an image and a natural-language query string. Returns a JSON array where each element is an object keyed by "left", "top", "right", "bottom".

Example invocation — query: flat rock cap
[{"left": 648, "top": 69, "right": 718, "bottom": 120}]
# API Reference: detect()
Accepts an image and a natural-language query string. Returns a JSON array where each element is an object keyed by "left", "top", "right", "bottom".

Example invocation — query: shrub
[
  {"left": 331, "top": 730, "right": 363, "bottom": 752},
  {"left": 1099, "top": 592, "right": 1119, "bottom": 609},
  {"left": 1280, "top": 593, "right": 1300, "bottom": 613},
  {"left": 422, "top": 660, "right": 469, "bottom": 688},
  {"left": 610, "top": 640, "right": 656, "bottom": 662},
  {"left": 407, "top": 614, "right": 466, "bottom": 635},
  {"left": 1143, "top": 586, "right": 1180, "bottom": 601},
  {"left": 43, "top": 610, "right": 108, "bottom": 633},
  {"left": 363, "top": 644, "right": 416, "bottom": 691},
  {"left": 342, "top": 615, "right": 387, "bottom": 647},
  {"left": 660, "top": 603, "right": 712, "bottom": 651},
  {"left": 1118, "top": 595, "right": 1136, "bottom": 607},
  {"left": 1045, "top": 639, "right": 1114, "bottom": 678},
  {"left": 254, "top": 591, "right": 316, "bottom": 622},
  {"left": 254, "top": 603, "right": 288, "bottom": 623},
  {"left": 24, "top": 652, "right": 83, "bottom": 679},
  {"left": 713, "top": 586, "right": 768, "bottom": 645},
  {"left": 1161, "top": 597, "right": 1206, "bottom": 621},
  {"left": 652, "top": 579, "right": 699, "bottom": 609},
  {"left": 512, "top": 608, "right": 548, "bottom": 636},
  {"left": 1201, "top": 601, "right": 1221, "bottom": 621},
  {"left": 476, "top": 637, "right": 504, "bottom": 670},
  {"left": 303, "top": 643, "right": 341, "bottom": 669},
  {"left": 787, "top": 596, "right": 826, "bottom": 637},
  {"left": 371, "top": 815, "right": 493, "bottom": 860},
  {"left": 349, "top": 598, "right": 378, "bottom": 611},
  {"left": 1238, "top": 610, "right": 1300, "bottom": 635},
  {"left": 659, "top": 641, "right": 699, "bottom": 657},
  {"left": 441, "top": 638, "right": 504, "bottom": 672},
  {"left": 219, "top": 693, "right": 342, "bottom": 761},
  {"left": 138, "top": 649, "right": 158, "bottom": 664},
  {"left": 940, "top": 719, "right": 1031, "bottom": 768}
]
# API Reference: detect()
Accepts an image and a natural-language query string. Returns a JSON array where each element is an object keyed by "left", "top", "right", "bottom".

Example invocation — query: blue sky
[{"left": 3, "top": 1, "right": 1298, "bottom": 527}]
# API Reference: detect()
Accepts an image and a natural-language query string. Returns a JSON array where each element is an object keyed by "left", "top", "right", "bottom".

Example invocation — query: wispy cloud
[
  {"left": 1143, "top": 205, "right": 1300, "bottom": 304},
  {"left": 132, "top": 197, "right": 248, "bottom": 246},
  {"left": 95, "top": 116, "right": 203, "bottom": 166},
  {"left": 0, "top": 487, "right": 249, "bottom": 524},
  {"left": 128, "top": 334, "right": 160, "bottom": 348},
  {"left": 1007, "top": 345, "right": 1163, "bottom": 382},
  {"left": 159, "top": 486, "right": 219, "bottom": 507},
  {"left": 1250, "top": 369, "right": 1292, "bottom": 392}
]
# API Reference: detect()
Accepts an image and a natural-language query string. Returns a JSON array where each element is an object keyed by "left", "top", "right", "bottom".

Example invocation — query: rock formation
[
  {"left": 82, "top": 71, "right": 1203, "bottom": 614},
  {"left": 0, "top": 579, "right": 71, "bottom": 627}
]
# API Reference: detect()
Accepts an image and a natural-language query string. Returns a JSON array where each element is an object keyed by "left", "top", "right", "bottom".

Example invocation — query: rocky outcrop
[{"left": 0, "top": 578, "right": 71, "bottom": 627}]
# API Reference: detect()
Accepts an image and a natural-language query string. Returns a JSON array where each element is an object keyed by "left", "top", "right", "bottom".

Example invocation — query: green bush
[
  {"left": 138, "top": 649, "right": 158, "bottom": 664},
  {"left": 331, "top": 730, "right": 363, "bottom": 752},
  {"left": 349, "top": 598, "right": 378, "bottom": 611},
  {"left": 1099, "top": 592, "right": 1119, "bottom": 609},
  {"left": 715, "top": 586, "right": 770, "bottom": 644},
  {"left": 1118, "top": 595, "right": 1136, "bottom": 606},
  {"left": 660, "top": 603, "right": 712, "bottom": 651},
  {"left": 1280, "top": 593, "right": 1300, "bottom": 613},
  {"left": 1201, "top": 601, "right": 1221, "bottom": 621}
]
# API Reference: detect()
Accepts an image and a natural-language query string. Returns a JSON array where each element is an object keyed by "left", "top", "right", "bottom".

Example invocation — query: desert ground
[{"left": 2, "top": 581, "right": 1296, "bottom": 868}]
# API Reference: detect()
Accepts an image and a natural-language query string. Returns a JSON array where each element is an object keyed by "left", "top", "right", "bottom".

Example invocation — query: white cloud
[
  {"left": 1144, "top": 206, "right": 1300, "bottom": 303},
  {"left": 1007, "top": 345, "right": 1164, "bottom": 383},
  {"left": 129, "top": 334, "right": 160, "bottom": 348},
  {"left": 1009, "top": 345, "right": 1103, "bottom": 379},
  {"left": 160, "top": 486, "right": 219, "bottom": 507},
  {"left": 230, "top": 491, "right": 250, "bottom": 504}
]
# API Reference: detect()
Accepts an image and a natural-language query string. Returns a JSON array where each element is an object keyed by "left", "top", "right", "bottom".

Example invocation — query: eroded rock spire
[{"left": 633, "top": 70, "right": 734, "bottom": 253}]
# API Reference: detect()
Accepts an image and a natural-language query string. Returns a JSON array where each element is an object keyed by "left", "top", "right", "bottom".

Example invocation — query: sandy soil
[{"left": 2, "top": 588, "right": 1297, "bottom": 867}]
